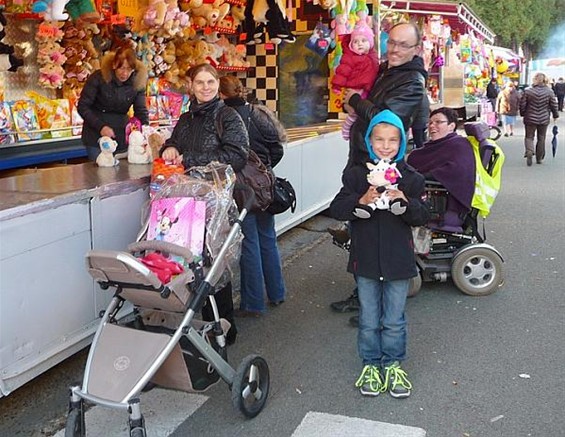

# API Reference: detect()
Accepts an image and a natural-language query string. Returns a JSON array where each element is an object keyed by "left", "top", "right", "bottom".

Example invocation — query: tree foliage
[{"left": 466, "top": 0, "right": 565, "bottom": 58}]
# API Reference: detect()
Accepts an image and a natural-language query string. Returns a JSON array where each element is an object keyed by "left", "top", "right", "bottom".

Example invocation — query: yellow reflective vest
[{"left": 467, "top": 136, "right": 505, "bottom": 218}]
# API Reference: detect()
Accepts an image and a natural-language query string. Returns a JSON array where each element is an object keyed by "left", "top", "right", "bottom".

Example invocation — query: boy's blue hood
[{"left": 364, "top": 110, "right": 407, "bottom": 162}]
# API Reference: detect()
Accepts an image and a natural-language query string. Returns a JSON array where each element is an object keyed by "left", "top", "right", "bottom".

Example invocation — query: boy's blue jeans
[
  {"left": 239, "top": 211, "right": 286, "bottom": 312},
  {"left": 357, "top": 276, "right": 409, "bottom": 367}
]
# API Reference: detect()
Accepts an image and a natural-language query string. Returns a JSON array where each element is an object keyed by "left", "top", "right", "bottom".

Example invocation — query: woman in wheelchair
[{"left": 407, "top": 107, "right": 475, "bottom": 232}]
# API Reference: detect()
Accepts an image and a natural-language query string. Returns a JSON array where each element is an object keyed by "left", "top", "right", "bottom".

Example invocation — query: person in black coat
[
  {"left": 161, "top": 63, "right": 249, "bottom": 344},
  {"left": 219, "top": 75, "right": 286, "bottom": 317},
  {"left": 78, "top": 46, "right": 149, "bottom": 161},
  {"left": 519, "top": 72, "right": 559, "bottom": 165},
  {"left": 330, "top": 22, "right": 427, "bottom": 315},
  {"left": 330, "top": 110, "right": 429, "bottom": 398},
  {"left": 554, "top": 77, "right": 565, "bottom": 112},
  {"left": 486, "top": 78, "right": 499, "bottom": 112},
  {"left": 343, "top": 22, "right": 428, "bottom": 170}
]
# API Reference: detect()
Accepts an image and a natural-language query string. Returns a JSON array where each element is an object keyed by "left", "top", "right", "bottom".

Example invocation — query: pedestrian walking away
[
  {"left": 496, "top": 82, "right": 520, "bottom": 137},
  {"left": 519, "top": 72, "right": 559, "bottom": 166},
  {"left": 554, "top": 77, "right": 565, "bottom": 112}
]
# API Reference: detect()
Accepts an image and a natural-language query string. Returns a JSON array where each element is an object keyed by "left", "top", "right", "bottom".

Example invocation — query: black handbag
[{"left": 267, "top": 176, "right": 296, "bottom": 215}]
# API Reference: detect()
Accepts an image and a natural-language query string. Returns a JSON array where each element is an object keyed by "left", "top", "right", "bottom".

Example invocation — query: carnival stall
[
  {"left": 0, "top": 0, "right": 354, "bottom": 397},
  {"left": 378, "top": 0, "right": 495, "bottom": 108}
]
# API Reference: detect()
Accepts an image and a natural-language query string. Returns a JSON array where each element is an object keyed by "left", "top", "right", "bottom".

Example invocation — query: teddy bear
[
  {"left": 96, "top": 136, "right": 119, "bottom": 167},
  {"left": 353, "top": 159, "right": 407, "bottom": 219},
  {"left": 143, "top": 0, "right": 167, "bottom": 28},
  {"left": 147, "top": 131, "right": 165, "bottom": 159},
  {"left": 127, "top": 130, "right": 152, "bottom": 164},
  {"left": 190, "top": 0, "right": 230, "bottom": 29},
  {"left": 39, "top": 64, "right": 66, "bottom": 89}
]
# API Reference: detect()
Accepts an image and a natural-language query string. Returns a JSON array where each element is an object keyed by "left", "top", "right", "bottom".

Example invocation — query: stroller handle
[
  {"left": 127, "top": 240, "right": 195, "bottom": 263},
  {"left": 233, "top": 181, "right": 259, "bottom": 214}
]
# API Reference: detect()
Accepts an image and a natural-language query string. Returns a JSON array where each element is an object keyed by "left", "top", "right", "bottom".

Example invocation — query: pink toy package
[{"left": 146, "top": 197, "right": 207, "bottom": 263}]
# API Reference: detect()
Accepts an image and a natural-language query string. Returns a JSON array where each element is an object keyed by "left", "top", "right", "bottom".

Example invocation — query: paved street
[{"left": 1, "top": 116, "right": 564, "bottom": 436}]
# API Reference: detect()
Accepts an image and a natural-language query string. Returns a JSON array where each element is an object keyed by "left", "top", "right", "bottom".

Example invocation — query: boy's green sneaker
[
  {"left": 355, "top": 365, "right": 385, "bottom": 396},
  {"left": 383, "top": 362, "right": 412, "bottom": 399}
]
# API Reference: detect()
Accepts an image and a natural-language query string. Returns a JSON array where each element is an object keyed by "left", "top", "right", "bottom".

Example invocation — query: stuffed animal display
[
  {"left": 353, "top": 160, "right": 407, "bottom": 219},
  {"left": 35, "top": 22, "right": 66, "bottom": 89},
  {"left": 0, "top": 11, "right": 24, "bottom": 73},
  {"left": 96, "top": 135, "right": 119, "bottom": 167}
]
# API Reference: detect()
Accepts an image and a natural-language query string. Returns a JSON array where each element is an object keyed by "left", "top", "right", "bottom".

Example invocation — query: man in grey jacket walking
[{"left": 520, "top": 72, "right": 559, "bottom": 166}]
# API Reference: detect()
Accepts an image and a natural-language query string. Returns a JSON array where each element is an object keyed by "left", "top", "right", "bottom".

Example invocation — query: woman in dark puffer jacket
[
  {"left": 520, "top": 72, "right": 559, "bottom": 165},
  {"left": 161, "top": 63, "right": 249, "bottom": 344},
  {"left": 78, "top": 46, "right": 149, "bottom": 161}
]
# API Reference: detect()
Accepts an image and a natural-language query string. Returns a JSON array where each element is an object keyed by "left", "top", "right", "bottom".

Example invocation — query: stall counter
[{"left": 0, "top": 124, "right": 348, "bottom": 397}]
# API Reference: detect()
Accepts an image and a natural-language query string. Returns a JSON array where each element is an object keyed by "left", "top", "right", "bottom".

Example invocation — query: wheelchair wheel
[
  {"left": 232, "top": 354, "right": 269, "bottom": 418},
  {"left": 408, "top": 273, "right": 422, "bottom": 298},
  {"left": 451, "top": 247, "right": 503, "bottom": 296},
  {"left": 489, "top": 126, "right": 502, "bottom": 141}
]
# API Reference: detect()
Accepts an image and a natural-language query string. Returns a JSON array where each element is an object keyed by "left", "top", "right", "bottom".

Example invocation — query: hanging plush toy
[
  {"left": 0, "top": 53, "right": 24, "bottom": 72},
  {"left": 31, "top": 0, "right": 70, "bottom": 21},
  {"left": 244, "top": 0, "right": 295, "bottom": 44},
  {"left": 0, "top": 11, "right": 24, "bottom": 72},
  {"left": 65, "top": 0, "right": 101, "bottom": 23}
]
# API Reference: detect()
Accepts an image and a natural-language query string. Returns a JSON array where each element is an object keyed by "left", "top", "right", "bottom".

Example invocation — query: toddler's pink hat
[{"left": 349, "top": 24, "right": 375, "bottom": 50}]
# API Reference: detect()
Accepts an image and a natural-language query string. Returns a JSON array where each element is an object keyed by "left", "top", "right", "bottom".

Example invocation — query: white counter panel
[{"left": 274, "top": 131, "right": 348, "bottom": 234}]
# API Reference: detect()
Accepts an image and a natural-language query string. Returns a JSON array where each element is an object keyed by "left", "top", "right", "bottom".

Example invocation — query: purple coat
[{"left": 407, "top": 132, "right": 475, "bottom": 213}]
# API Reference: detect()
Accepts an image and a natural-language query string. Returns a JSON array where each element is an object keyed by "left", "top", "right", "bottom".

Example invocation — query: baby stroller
[
  {"left": 478, "top": 98, "right": 502, "bottom": 141},
  {"left": 65, "top": 163, "right": 270, "bottom": 437},
  {"left": 410, "top": 122, "right": 505, "bottom": 297}
]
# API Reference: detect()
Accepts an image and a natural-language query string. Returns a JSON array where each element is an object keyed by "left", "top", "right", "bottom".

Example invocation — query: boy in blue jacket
[{"left": 330, "top": 110, "right": 430, "bottom": 398}]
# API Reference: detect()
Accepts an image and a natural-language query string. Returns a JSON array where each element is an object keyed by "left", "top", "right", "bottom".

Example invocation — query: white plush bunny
[{"left": 127, "top": 130, "right": 152, "bottom": 164}]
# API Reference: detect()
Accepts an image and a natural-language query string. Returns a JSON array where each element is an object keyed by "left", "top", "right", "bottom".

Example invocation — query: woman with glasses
[
  {"left": 406, "top": 107, "right": 475, "bottom": 232},
  {"left": 78, "top": 45, "right": 149, "bottom": 162}
]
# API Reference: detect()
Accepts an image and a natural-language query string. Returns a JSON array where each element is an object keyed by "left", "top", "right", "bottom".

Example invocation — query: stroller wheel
[
  {"left": 64, "top": 407, "right": 85, "bottom": 437},
  {"left": 408, "top": 273, "right": 422, "bottom": 298},
  {"left": 451, "top": 246, "right": 504, "bottom": 296},
  {"left": 231, "top": 354, "right": 270, "bottom": 418},
  {"left": 130, "top": 428, "right": 146, "bottom": 437},
  {"left": 489, "top": 126, "right": 502, "bottom": 141}
]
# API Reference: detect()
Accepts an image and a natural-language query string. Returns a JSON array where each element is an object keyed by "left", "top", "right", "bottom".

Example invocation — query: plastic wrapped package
[{"left": 144, "top": 161, "right": 242, "bottom": 290}]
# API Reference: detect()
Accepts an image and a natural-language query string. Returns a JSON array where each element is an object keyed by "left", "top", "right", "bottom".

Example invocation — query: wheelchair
[{"left": 410, "top": 123, "right": 505, "bottom": 297}]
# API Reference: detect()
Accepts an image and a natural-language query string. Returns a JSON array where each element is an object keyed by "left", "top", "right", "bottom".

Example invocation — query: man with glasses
[
  {"left": 342, "top": 22, "right": 428, "bottom": 170},
  {"left": 329, "top": 22, "right": 428, "bottom": 314}
]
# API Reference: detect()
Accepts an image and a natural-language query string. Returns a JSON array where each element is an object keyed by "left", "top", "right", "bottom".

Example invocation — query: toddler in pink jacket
[{"left": 332, "top": 23, "right": 379, "bottom": 140}]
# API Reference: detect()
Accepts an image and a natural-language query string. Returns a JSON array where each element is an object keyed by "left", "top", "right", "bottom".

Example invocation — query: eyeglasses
[
  {"left": 387, "top": 39, "right": 419, "bottom": 50},
  {"left": 428, "top": 119, "right": 449, "bottom": 126}
]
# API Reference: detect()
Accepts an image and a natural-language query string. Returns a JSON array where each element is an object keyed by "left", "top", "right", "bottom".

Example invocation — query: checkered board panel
[
  {"left": 240, "top": 0, "right": 332, "bottom": 115},
  {"left": 240, "top": 0, "right": 376, "bottom": 120},
  {"left": 239, "top": 44, "right": 279, "bottom": 114}
]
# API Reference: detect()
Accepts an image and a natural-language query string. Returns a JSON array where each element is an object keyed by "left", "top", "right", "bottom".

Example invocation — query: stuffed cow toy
[{"left": 353, "top": 159, "right": 407, "bottom": 219}]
